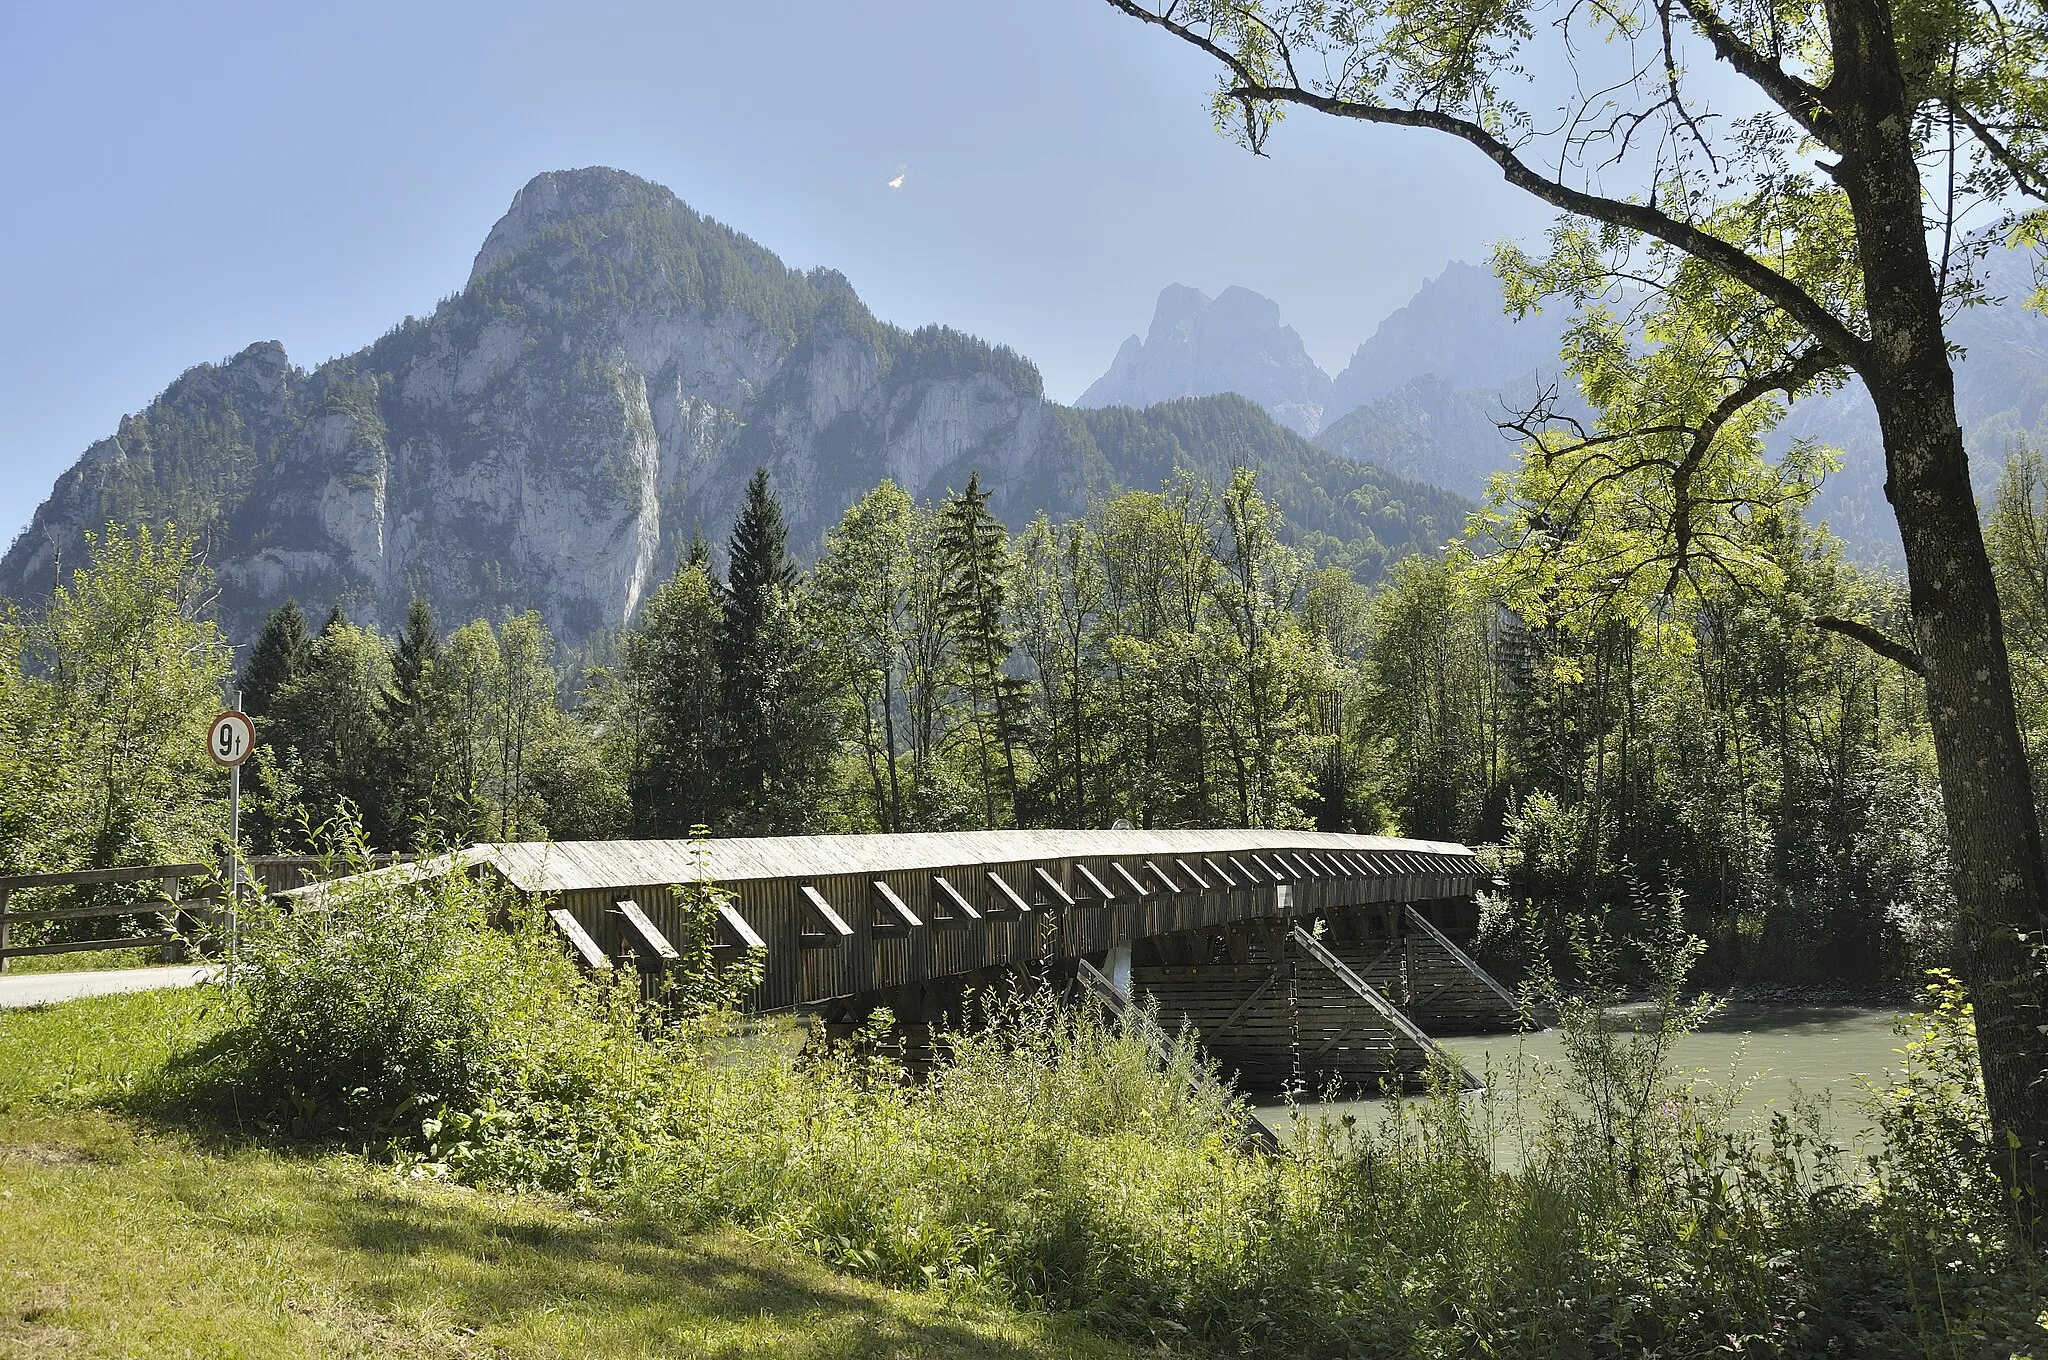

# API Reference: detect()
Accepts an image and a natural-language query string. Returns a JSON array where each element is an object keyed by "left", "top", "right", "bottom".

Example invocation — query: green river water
[{"left": 1261, "top": 1004, "right": 1910, "bottom": 1155}]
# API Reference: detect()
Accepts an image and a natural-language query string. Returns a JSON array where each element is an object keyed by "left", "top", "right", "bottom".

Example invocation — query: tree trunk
[
  {"left": 1872, "top": 363, "right": 2048, "bottom": 1191},
  {"left": 1829, "top": 0, "right": 2048, "bottom": 1193}
]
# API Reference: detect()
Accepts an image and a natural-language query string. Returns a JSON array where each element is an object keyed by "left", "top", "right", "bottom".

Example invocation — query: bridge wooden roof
[
  {"left": 289, "top": 829, "right": 1486, "bottom": 1013},
  {"left": 477, "top": 829, "right": 1476, "bottom": 895}
]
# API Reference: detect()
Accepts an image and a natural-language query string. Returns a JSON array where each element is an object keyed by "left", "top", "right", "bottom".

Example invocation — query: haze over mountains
[
  {"left": 1087, "top": 254, "right": 2048, "bottom": 564},
  {"left": 0, "top": 168, "right": 1466, "bottom": 648},
  {"left": 1081, "top": 263, "right": 1574, "bottom": 498}
]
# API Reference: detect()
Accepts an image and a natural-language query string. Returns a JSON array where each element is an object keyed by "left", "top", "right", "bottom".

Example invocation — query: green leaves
[{"left": 0, "top": 523, "right": 230, "bottom": 876}]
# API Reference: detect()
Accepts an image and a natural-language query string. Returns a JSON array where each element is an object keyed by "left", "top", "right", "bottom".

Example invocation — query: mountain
[
  {"left": 1084, "top": 251, "right": 2048, "bottom": 567},
  {"left": 1312, "top": 376, "right": 1541, "bottom": 502},
  {"left": 1078, "top": 265, "right": 1575, "bottom": 500},
  {"left": 1067, "top": 395, "right": 1469, "bottom": 579},
  {"left": 1079, "top": 285, "right": 1333, "bottom": 435},
  {"left": 1326, "top": 262, "right": 1573, "bottom": 414},
  {"left": 1, "top": 168, "right": 1467, "bottom": 647}
]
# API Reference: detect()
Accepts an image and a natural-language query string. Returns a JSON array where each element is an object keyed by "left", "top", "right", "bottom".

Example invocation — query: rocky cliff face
[
  {"left": 0, "top": 170, "right": 1100, "bottom": 645},
  {"left": 1077, "top": 265, "right": 1576, "bottom": 494},
  {"left": 1079, "top": 285, "right": 1333, "bottom": 435},
  {"left": 2, "top": 168, "right": 1461, "bottom": 646}
]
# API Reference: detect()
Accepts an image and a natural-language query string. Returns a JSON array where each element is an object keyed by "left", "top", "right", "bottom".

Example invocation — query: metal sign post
[{"left": 207, "top": 696, "right": 255, "bottom": 968}]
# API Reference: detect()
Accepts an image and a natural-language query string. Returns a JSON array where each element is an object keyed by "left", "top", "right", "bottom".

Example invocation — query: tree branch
[
  {"left": 1950, "top": 101, "right": 2048, "bottom": 205},
  {"left": 1102, "top": 0, "right": 1872, "bottom": 372},
  {"left": 1815, "top": 614, "right": 1926, "bottom": 675},
  {"left": 1664, "top": 345, "right": 1838, "bottom": 592},
  {"left": 1670, "top": 0, "right": 1839, "bottom": 151}
]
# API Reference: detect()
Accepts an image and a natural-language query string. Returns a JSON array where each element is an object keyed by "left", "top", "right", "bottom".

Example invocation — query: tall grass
[{"left": 180, "top": 852, "right": 2046, "bottom": 1357}]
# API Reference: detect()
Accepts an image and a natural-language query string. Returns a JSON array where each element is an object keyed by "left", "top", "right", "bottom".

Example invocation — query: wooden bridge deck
[{"left": 339, "top": 830, "right": 1484, "bottom": 1012}]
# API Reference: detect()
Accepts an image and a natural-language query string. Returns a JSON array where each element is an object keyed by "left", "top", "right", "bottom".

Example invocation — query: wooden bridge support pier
[{"left": 1132, "top": 900, "right": 1515, "bottom": 1095}]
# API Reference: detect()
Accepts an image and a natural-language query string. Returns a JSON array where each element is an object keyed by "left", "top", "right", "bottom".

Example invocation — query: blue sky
[{"left": 0, "top": 0, "right": 1548, "bottom": 546}]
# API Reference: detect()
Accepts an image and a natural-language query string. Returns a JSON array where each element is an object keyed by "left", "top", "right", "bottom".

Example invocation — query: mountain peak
[
  {"left": 468, "top": 166, "right": 679, "bottom": 286},
  {"left": 1080, "top": 284, "right": 1331, "bottom": 436},
  {"left": 1328, "top": 261, "right": 1568, "bottom": 412}
]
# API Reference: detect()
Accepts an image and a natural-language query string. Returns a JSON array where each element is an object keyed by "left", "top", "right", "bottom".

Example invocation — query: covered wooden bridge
[{"left": 317, "top": 829, "right": 1519, "bottom": 1092}]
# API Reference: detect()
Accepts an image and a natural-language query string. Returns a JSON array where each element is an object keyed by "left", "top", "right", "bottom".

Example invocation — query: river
[{"left": 1259, "top": 1003, "right": 1910, "bottom": 1157}]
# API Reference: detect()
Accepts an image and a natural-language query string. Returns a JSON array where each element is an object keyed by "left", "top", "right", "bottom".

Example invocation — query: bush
[{"left": 225, "top": 867, "right": 614, "bottom": 1145}]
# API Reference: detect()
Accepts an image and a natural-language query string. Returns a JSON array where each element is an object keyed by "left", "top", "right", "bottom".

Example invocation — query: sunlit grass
[
  {"left": 0, "top": 992, "right": 1148, "bottom": 1360},
  {"left": 1, "top": 945, "right": 172, "bottom": 976}
]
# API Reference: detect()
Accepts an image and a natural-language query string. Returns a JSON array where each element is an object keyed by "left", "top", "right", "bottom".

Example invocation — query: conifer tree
[
  {"left": 241, "top": 599, "right": 311, "bottom": 720},
  {"left": 239, "top": 598, "right": 314, "bottom": 851},
  {"left": 717, "top": 469, "right": 831, "bottom": 832},
  {"left": 938, "top": 473, "right": 1025, "bottom": 826},
  {"left": 375, "top": 597, "right": 445, "bottom": 846}
]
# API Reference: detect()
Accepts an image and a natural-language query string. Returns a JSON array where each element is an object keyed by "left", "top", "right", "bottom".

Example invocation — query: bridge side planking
[{"left": 469, "top": 831, "right": 1482, "bottom": 1013}]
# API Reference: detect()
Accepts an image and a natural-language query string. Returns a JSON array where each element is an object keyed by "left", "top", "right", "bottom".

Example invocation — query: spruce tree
[
  {"left": 716, "top": 468, "right": 830, "bottom": 832},
  {"left": 375, "top": 597, "right": 444, "bottom": 846},
  {"left": 241, "top": 599, "right": 311, "bottom": 719},
  {"left": 938, "top": 472, "right": 1024, "bottom": 826}
]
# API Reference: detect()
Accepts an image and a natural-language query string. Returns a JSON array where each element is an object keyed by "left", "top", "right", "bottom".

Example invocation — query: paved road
[{"left": 0, "top": 965, "right": 216, "bottom": 1009}]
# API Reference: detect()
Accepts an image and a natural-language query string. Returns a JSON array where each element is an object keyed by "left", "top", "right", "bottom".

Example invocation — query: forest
[{"left": 15, "top": 440, "right": 2048, "bottom": 990}]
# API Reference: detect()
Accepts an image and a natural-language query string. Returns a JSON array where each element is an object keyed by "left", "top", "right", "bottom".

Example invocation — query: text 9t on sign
[{"left": 208, "top": 710, "right": 255, "bottom": 768}]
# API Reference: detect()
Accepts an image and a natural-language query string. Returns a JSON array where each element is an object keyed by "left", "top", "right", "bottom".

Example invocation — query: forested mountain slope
[{"left": 0, "top": 168, "right": 1466, "bottom": 647}]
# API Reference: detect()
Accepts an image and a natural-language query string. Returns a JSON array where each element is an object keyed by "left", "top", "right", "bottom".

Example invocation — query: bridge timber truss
[{"left": 317, "top": 829, "right": 1520, "bottom": 1093}]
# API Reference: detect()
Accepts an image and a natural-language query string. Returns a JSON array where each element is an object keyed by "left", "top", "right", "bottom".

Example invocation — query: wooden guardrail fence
[
  {"left": 0, "top": 864, "right": 218, "bottom": 970},
  {"left": 0, "top": 853, "right": 407, "bottom": 971}
]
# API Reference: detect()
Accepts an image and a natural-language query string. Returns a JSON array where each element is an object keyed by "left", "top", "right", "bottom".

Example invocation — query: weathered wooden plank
[
  {"left": 614, "top": 898, "right": 681, "bottom": 966},
  {"left": 1, "top": 933, "right": 180, "bottom": 959},
  {"left": 929, "top": 874, "right": 981, "bottom": 924},
  {"left": 1111, "top": 861, "right": 1150, "bottom": 898},
  {"left": 985, "top": 871, "right": 1031, "bottom": 916},
  {"left": 0, "top": 900, "right": 182, "bottom": 925},
  {"left": 547, "top": 907, "right": 611, "bottom": 969},
  {"left": 1024, "top": 866, "right": 1071, "bottom": 908},
  {"left": 716, "top": 903, "right": 768, "bottom": 952},
  {"left": 871, "top": 880, "right": 922, "bottom": 932},
  {"left": 1073, "top": 863, "right": 1117, "bottom": 902},
  {"left": 1144, "top": 860, "right": 1181, "bottom": 894},
  {"left": 799, "top": 884, "right": 855, "bottom": 941},
  {"left": 0, "top": 863, "right": 211, "bottom": 891}
]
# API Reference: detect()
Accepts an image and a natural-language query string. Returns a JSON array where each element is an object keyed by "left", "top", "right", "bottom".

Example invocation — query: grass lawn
[
  {"left": 0, "top": 991, "right": 1148, "bottom": 1360},
  {"left": 2, "top": 946, "right": 178, "bottom": 976}
]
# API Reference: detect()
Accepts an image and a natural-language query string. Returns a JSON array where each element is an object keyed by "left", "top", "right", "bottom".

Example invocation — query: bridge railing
[
  {"left": 0, "top": 853, "right": 409, "bottom": 970},
  {"left": 0, "top": 864, "right": 219, "bottom": 970}
]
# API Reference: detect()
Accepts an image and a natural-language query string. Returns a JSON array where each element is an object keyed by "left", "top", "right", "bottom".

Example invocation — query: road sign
[{"left": 207, "top": 710, "right": 255, "bottom": 768}]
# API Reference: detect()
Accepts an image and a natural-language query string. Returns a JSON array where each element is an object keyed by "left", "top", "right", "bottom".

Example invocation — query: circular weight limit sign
[{"left": 208, "top": 710, "right": 255, "bottom": 768}]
